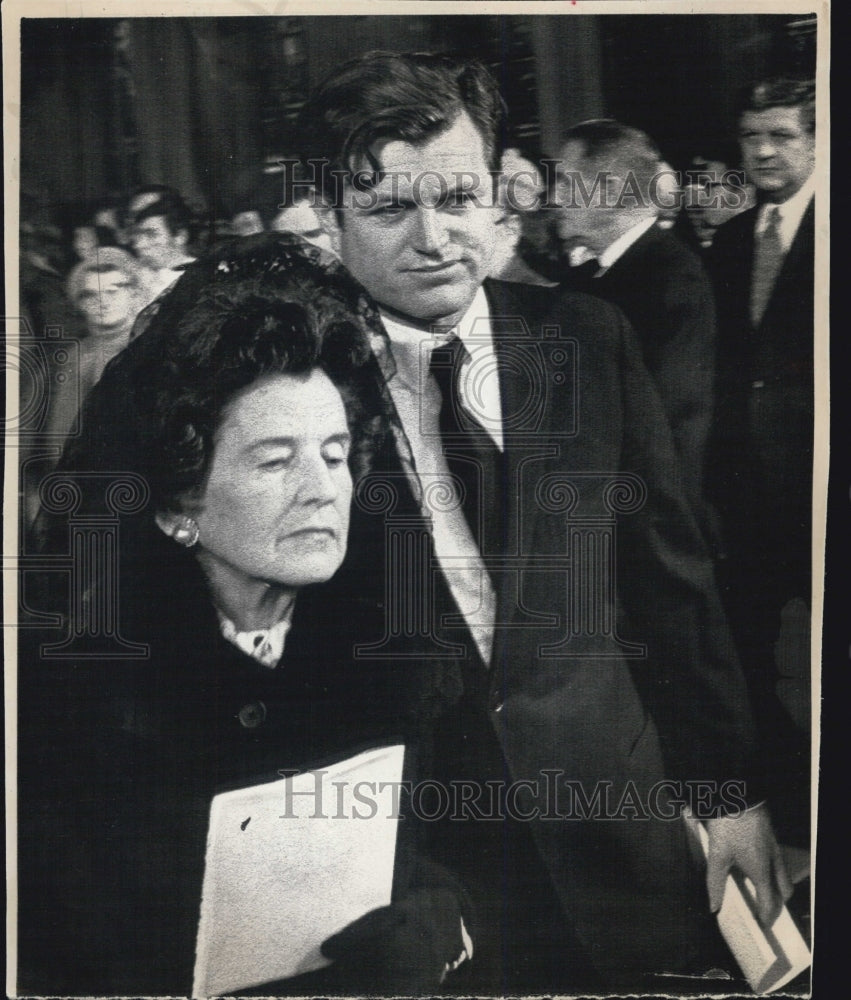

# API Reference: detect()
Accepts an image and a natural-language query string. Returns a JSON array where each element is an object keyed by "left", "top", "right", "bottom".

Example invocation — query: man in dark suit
[
  {"left": 555, "top": 120, "right": 716, "bottom": 510},
  {"left": 707, "top": 78, "right": 815, "bottom": 840},
  {"left": 297, "top": 51, "right": 792, "bottom": 992}
]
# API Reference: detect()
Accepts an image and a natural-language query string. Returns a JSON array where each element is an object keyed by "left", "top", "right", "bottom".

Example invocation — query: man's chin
[{"left": 387, "top": 286, "right": 479, "bottom": 327}]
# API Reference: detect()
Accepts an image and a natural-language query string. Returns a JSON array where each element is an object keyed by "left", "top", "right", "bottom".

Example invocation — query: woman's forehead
[{"left": 217, "top": 370, "right": 348, "bottom": 443}]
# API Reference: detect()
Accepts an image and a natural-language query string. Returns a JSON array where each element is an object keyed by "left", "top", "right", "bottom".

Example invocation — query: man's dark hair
[
  {"left": 560, "top": 119, "right": 662, "bottom": 207},
  {"left": 297, "top": 50, "right": 505, "bottom": 204},
  {"left": 739, "top": 77, "right": 816, "bottom": 133},
  {"left": 128, "top": 185, "right": 194, "bottom": 238}
]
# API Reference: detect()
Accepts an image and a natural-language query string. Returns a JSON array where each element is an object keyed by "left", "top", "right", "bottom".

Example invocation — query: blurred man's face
[
  {"left": 554, "top": 141, "right": 606, "bottom": 253},
  {"left": 76, "top": 270, "right": 136, "bottom": 333},
  {"left": 130, "top": 215, "right": 186, "bottom": 269},
  {"left": 325, "top": 111, "right": 499, "bottom": 329},
  {"left": 270, "top": 200, "right": 335, "bottom": 256},
  {"left": 739, "top": 106, "right": 815, "bottom": 203}
]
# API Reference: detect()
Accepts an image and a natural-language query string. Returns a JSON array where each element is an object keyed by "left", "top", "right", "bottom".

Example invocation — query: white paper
[
  {"left": 687, "top": 816, "right": 811, "bottom": 993},
  {"left": 192, "top": 743, "right": 405, "bottom": 998}
]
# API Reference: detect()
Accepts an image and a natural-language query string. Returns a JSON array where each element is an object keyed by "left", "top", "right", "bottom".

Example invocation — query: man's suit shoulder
[
  {"left": 617, "top": 227, "right": 713, "bottom": 307},
  {"left": 711, "top": 205, "right": 758, "bottom": 250},
  {"left": 485, "top": 278, "right": 630, "bottom": 343},
  {"left": 639, "top": 226, "right": 708, "bottom": 279}
]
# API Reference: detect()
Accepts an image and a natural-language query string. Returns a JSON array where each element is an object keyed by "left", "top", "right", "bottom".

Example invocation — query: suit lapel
[
  {"left": 483, "top": 280, "right": 561, "bottom": 660},
  {"left": 772, "top": 197, "right": 814, "bottom": 291}
]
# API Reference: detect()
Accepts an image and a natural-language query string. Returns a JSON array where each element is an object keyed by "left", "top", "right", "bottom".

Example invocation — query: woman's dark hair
[{"left": 50, "top": 234, "right": 391, "bottom": 530}]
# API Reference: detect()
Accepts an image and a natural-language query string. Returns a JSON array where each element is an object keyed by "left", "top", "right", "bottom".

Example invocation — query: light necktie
[
  {"left": 750, "top": 205, "right": 783, "bottom": 327},
  {"left": 428, "top": 336, "right": 504, "bottom": 558}
]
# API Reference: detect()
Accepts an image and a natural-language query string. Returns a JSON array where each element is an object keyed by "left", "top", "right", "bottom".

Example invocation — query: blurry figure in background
[
  {"left": 269, "top": 197, "right": 335, "bottom": 255},
  {"left": 20, "top": 195, "right": 86, "bottom": 336},
  {"left": 70, "top": 224, "right": 111, "bottom": 262},
  {"left": 684, "top": 158, "right": 757, "bottom": 251},
  {"left": 58, "top": 199, "right": 130, "bottom": 267},
  {"left": 231, "top": 158, "right": 337, "bottom": 256},
  {"left": 126, "top": 185, "right": 197, "bottom": 300},
  {"left": 556, "top": 119, "right": 716, "bottom": 510},
  {"left": 654, "top": 161, "right": 683, "bottom": 229},
  {"left": 230, "top": 207, "right": 265, "bottom": 236},
  {"left": 90, "top": 196, "right": 128, "bottom": 246},
  {"left": 19, "top": 195, "right": 91, "bottom": 527},
  {"left": 44, "top": 249, "right": 149, "bottom": 446},
  {"left": 488, "top": 148, "right": 557, "bottom": 285}
]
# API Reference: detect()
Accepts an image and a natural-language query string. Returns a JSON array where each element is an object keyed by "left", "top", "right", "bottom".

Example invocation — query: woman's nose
[{"left": 300, "top": 453, "right": 344, "bottom": 504}]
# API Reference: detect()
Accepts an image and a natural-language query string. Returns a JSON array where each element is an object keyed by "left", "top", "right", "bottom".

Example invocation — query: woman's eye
[
  {"left": 322, "top": 441, "right": 348, "bottom": 467},
  {"left": 259, "top": 455, "right": 293, "bottom": 471}
]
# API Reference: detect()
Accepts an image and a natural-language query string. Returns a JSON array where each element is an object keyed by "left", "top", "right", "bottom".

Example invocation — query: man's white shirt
[
  {"left": 755, "top": 173, "right": 815, "bottom": 254},
  {"left": 380, "top": 287, "right": 499, "bottom": 664}
]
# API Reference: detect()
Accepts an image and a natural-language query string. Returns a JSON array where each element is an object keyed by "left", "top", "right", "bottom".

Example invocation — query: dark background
[{"left": 20, "top": 13, "right": 816, "bottom": 222}]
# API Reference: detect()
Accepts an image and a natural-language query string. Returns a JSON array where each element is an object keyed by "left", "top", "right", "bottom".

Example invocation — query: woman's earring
[{"left": 173, "top": 516, "right": 200, "bottom": 548}]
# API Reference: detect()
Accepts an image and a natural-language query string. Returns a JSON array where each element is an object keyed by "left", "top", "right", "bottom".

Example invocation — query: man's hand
[{"left": 705, "top": 803, "right": 794, "bottom": 925}]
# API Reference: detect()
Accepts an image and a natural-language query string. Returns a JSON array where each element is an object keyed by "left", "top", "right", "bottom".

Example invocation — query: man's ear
[
  {"left": 312, "top": 195, "right": 344, "bottom": 258},
  {"left": 174, "top": 228, "right": 190, "bottom": 252}
]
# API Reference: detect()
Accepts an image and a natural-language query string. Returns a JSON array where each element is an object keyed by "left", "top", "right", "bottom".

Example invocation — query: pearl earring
[{"left": 173, "top": 516, "right": 200, "bottom": 548}]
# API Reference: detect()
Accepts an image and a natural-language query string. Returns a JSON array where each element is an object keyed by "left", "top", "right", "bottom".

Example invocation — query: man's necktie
[
  {"left": 428, "top": 336, "right": 504, "bottom": 556},
  {"left": 750, "top": 205, "right": 784, "bottom": 327}
]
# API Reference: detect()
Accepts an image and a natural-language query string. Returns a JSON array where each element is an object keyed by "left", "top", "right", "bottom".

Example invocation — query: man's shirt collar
[{"left": 756, "top": 173, "right": 814, "bottom": 252}]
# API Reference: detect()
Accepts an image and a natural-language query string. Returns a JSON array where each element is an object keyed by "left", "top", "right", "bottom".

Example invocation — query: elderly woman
[
  {"left": 18, "top": 235, "right": 469, "bottom": 997},
  {"left": 44, "top": 248, "right": 150, "bottom": 446}
]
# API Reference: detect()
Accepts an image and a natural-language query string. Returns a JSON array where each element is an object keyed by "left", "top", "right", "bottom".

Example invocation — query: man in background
[
  {"left": 707, "top": 78, "right": 815, "bottom": 843},
  {"left": 556, "top": 120, "right": 716, "bottom": 510},
  {"left": 126, "top": 184, "right": 197, "bottom": 300}
]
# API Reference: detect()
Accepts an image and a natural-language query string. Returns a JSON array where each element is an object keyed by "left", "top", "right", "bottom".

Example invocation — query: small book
[
  {"left": 193, "top": 743, "right": 406, "bottom": 997},
  {"left": 684, "top": 813, "right": 811, "bottom": 993}
]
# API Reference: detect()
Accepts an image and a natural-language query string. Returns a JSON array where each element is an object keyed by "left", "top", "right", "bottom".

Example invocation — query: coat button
[{"left": 237, "top": 701, "right": 267, "bottom": 728}]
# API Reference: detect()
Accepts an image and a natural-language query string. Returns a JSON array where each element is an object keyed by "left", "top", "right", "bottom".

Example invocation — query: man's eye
[{"left": 375, "top": 203, "right": 407, "bottom": 218}]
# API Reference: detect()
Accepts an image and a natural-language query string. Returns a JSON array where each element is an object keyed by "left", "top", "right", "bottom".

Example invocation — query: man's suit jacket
[
  {"left": 560, "top": 224, "right": 716, "bottom": 508},
  {"left": 704, "top": 202, "right": 814, "bottom": 838},
  {"left": 707, "top": 200, "right": 814, "bottom": 613},
  {"left": 324, "top": 278, "right": 760, "bottom": 988}
]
